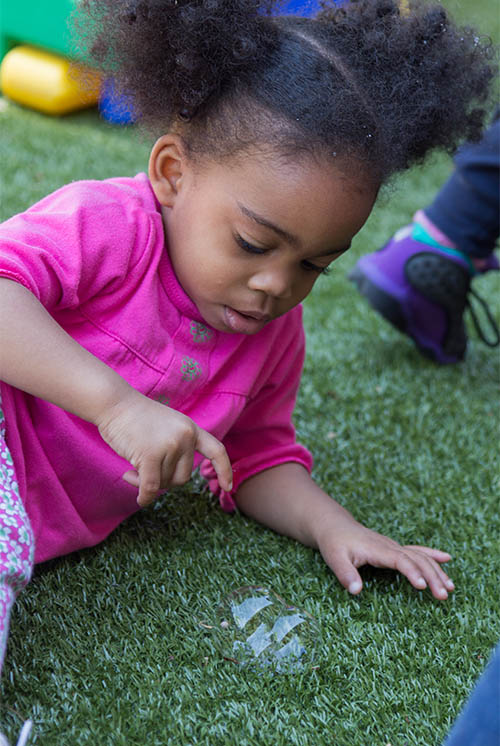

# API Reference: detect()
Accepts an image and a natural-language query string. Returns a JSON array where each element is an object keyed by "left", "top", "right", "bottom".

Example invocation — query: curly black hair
[{"left": 74, "top": 0, "right": 497, "bottom": 183}]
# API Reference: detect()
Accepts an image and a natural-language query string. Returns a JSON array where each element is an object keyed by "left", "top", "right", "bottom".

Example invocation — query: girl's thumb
[
  {"left": 329, "top": 553, "right": 363, "bottom": 595},
  {"left": 122, "top": 469, "right": 140, "bottom": 487}
]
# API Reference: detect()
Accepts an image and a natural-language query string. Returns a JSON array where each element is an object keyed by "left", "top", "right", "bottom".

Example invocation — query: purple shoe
[{"left": 349, "top": 224, "right": 500, "bottom": 363}]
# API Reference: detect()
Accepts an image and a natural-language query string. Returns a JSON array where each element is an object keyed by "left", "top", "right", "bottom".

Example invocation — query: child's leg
[
  {"left": 0, "top": 395, "right": 34, "bottom": 674},
  {"left": 349, "top": 117, "right": 500, "bottom": 363}
]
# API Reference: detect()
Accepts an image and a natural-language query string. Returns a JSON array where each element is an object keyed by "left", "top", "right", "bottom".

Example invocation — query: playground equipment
[
  {"left": 0, "top": 45, "right": 101, "bottom": 115},
  {"left": 0, "top": 0, "right": 102, "bottom": 115},
  {"left": 0, "top": 0, "right": 76, "bottom": 61}
]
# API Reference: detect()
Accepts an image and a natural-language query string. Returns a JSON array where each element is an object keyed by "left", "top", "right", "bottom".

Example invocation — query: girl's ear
[{"left": 148, "top": 134, "right": 189, "bottom": 207}]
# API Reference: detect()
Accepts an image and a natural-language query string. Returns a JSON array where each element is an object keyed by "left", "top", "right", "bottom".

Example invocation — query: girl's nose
[{"left": 247, "top": 266, "right": 293, "bottom": 299}]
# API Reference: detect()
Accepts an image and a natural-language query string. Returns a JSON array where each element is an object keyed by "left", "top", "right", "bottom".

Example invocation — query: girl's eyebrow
[
  {"left": 237, "top": 203, "right": 300, "bottom": 247},
  {"left": 237, "top": 202, "right": 351, "bottom": 256}
]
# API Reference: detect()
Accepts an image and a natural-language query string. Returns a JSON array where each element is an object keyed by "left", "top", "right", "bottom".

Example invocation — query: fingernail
[
  {"left": 446, "top": 579, "right": 455, "bottom": 589},
  {"left": 416, "top": 577, "right": 427, "bottom": 588},
  {"left": 348, "top": 581, "right": 362, "bottom": 594}
]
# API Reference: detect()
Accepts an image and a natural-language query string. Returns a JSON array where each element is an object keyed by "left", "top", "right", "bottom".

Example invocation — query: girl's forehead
[{"left": 205, "top": 150, "right": 376, "bottom": 243}]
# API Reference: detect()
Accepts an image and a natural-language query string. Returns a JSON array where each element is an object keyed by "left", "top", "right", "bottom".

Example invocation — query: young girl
[{"left": 0, "top": 0, "right": 496, "bottom": 676}]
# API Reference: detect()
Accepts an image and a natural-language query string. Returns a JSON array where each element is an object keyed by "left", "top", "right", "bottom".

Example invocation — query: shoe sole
[{"left": 348, "top": 265, "right": 451, "bottom": 363}]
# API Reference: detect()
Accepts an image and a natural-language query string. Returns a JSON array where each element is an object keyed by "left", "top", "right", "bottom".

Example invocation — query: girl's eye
[
  {"left": 235, "top": 235, "right": 266, "bottom": 255},
  {"left": 236, "top": 234, "right": 331, "bottom": 275},
  {"left": 302, "top": 260, "right": 331, "bottom": 275}
]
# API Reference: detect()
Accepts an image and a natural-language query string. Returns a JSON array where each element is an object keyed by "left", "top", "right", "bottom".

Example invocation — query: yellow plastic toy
[{"left": 0, "top": 45, "right": 102, "bottom": 115}]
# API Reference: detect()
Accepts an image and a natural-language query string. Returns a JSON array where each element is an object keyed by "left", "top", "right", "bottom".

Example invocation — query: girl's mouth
[{"left": 223, "top": 306, "right": 271, "bottom": 334}]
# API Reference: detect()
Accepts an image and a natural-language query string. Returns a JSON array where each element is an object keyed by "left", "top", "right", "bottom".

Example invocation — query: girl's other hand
[
  {"left": 95, "top": 391, "right": 232, "bottom": 507},
  {"left": 315, "top": 515, "right": 454, "bottom": 601},
  {"left": 235, "top": 464, "right": 454, "bottom": 601}
]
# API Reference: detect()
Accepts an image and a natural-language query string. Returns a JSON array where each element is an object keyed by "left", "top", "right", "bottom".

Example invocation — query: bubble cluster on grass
[{"left": 212, "top": 586, "right": 320, "bottom": 673}]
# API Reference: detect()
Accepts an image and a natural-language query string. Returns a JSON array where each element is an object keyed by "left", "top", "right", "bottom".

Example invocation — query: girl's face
[{"left": 152, "top": 141, "right": 376, "bottom": 334}]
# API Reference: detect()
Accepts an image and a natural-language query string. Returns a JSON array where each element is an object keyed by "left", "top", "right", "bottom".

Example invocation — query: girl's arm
[
  {"left": 0, "top": 278, "right": 232, "bottom": 503},
  {"left": 235, "top": 462, "right": 454, "bottom": 600},
  {"left": 0, "top": 279, "right": 129, "bottom": 422}
]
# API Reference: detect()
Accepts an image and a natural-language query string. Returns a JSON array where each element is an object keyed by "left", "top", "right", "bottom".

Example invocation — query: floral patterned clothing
[{"left": 0, "top": 394, "right": 34, "bottom": 673}]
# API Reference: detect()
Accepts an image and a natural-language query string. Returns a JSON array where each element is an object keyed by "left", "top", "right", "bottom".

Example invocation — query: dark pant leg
[
  {"left": 425, "top": 116, "right": 500, "bottom": 258},
  {"left": 443, "top": 645, "right": 500, "bottom": 746}
]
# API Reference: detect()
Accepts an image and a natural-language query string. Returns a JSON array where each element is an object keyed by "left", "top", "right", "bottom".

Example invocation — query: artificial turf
[{"left": 0, "top": 1, "right": 499, "bottom": 743}]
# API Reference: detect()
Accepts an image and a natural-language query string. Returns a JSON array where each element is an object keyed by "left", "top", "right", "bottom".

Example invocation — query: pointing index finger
[{"left": 195, "top": 428, "right": 233, "bottom": 492}]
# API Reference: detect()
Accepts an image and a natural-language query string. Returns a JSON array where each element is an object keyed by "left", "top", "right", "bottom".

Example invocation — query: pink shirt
[{"left": 0, "top": 174, "right": 312, "bottom": 563}]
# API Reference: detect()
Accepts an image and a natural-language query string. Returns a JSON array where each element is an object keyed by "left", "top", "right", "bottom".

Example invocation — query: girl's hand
[
  {"left": 315, "top": 513, "right": 454, "bottom": 601},
  {"left": 95, "top": 390, "right": 232, "bottom": 507},
  {"left": 235, "top": 464, "right": 454, "bottom": 601}
]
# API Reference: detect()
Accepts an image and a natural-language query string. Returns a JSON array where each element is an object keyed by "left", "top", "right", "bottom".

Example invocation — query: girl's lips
[{"left": 223, "top": 306, "right": 271, "bottom": 334}]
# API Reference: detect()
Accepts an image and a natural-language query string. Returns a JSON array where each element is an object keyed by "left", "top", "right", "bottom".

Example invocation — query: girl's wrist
[
  {"left": 89, "top": 378, "right": 141, "bottom": 430},
  {"left": 304, "top": 497, "right": 359, "bottom": 549}
]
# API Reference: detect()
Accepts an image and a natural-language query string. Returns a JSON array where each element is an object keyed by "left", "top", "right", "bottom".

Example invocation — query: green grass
[{"left": 1, "top": 1, "right": 499, "bottom": 743}]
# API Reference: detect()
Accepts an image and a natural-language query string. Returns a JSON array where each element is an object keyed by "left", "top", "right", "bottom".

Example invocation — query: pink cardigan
[{"left": 0, "top": 174, "right": 312, "bottom": 563}]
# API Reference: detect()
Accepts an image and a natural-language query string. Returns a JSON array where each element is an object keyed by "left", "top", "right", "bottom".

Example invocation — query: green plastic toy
[
  {"left": 0, "top": 0, "right": 76, "bottom": 62},
  {"left": 0, "top": 0, "right": 101, "bottom": 115}
]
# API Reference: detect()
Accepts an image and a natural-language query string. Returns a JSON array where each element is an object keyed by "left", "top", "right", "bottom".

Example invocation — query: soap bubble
[{"left": 212, "top": 586, "right": 320, "bottom": 673}]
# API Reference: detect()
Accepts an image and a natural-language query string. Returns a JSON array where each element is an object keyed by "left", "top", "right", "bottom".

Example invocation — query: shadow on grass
[{"left": 33, "top": 478, "right": 219, "bottom": 580}]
